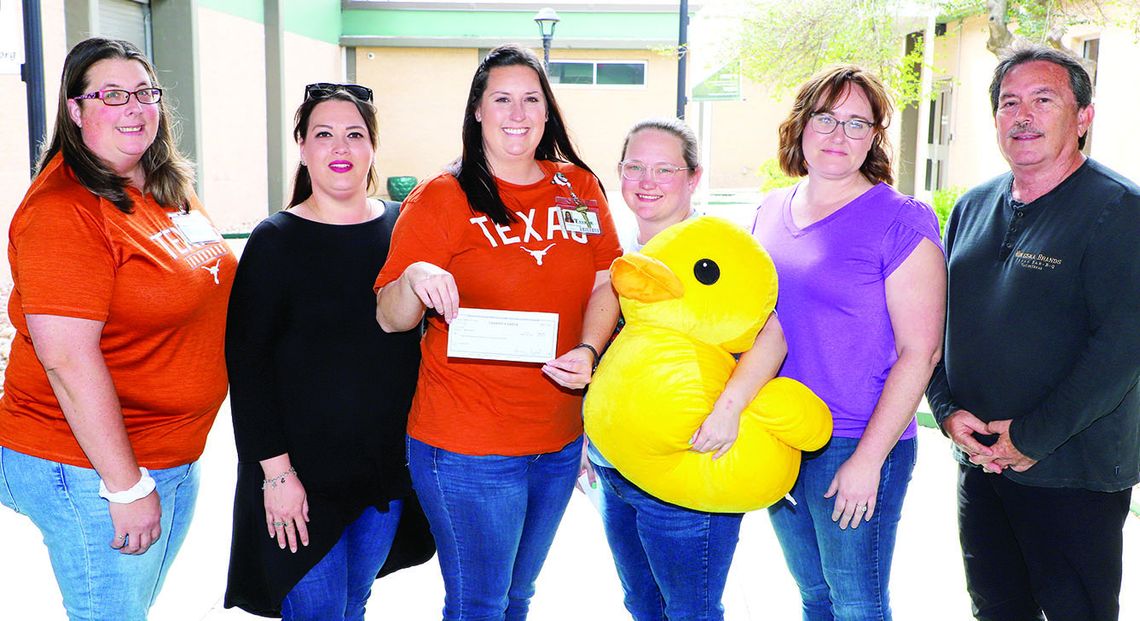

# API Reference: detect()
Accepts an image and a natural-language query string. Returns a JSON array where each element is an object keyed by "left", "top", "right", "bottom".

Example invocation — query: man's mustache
[{"left": 1008, "top": 120, "right": 1043, "bottom": 138}]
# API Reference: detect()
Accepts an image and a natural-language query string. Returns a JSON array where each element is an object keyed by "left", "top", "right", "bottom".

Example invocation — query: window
[
  {"left": 549, "top": 61, "right": 593, "bottom": 85},
  {"left": 548, "top": 61, "right": 646, "bottom": 86}
]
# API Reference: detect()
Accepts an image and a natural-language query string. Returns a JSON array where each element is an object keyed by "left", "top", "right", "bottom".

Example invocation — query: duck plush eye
[{"left": 693, "top": 259, "right": 720, "bottom": 285}]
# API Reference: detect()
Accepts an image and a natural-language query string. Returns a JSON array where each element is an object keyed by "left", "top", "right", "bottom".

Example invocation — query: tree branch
[{"left": 986, "top": 0, "right": 1015, "bottom": 55}]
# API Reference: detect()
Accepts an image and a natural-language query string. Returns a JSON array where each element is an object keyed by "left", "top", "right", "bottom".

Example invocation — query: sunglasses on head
[{"left": 304, "top": 82, "right": 373, "bottom": 103}]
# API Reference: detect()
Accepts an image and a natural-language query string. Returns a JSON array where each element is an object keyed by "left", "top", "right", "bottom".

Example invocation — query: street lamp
[{"left": 534, "top": 7, "right": 560, "bottom": 71}]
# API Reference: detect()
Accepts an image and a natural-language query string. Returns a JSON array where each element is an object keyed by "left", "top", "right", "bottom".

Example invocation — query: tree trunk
[{"left": 986, "top": 0, "right": 1015, "bottom": 55}]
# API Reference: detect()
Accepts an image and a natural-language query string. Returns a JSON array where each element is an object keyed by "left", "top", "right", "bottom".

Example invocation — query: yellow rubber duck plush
[{"left": 584, "top": 216, "right": 832, "bottom": 513}]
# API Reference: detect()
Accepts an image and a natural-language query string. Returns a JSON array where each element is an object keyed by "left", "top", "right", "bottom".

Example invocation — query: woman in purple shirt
[{"left": 752, "top": 65, "right": 946, "bottom": 620}]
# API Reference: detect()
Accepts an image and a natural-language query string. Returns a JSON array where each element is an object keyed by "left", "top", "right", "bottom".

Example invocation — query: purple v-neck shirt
[{"left": 752, "top": 182, "right": 942, "bottom": 439}]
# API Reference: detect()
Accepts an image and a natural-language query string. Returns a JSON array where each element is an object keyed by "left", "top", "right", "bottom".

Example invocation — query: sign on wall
[
  {"left": 0, "top": 0, "right": 25, "bottom": 75},
  {"left": 692, "top": 61, "right": 741, "bottom": 102}
]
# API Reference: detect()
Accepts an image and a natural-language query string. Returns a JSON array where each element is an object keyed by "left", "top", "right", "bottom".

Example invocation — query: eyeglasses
[
  {"left": 619, "top": 161, "right": 692, "bottom": 183},
  {"left": 304, "top": 83, "right": 373, "bottom": 103},
  {"left": 809, "top": 113, "right": 874, "bottom": 140},
  {"left": 72, "top": 88, "right": 162, "bottom": 106}
]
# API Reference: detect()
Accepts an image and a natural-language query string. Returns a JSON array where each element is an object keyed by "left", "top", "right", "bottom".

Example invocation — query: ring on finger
[
  {"left": 855, "top": 504, "right": 867, "bottom": 511},
  {"left": 273, "top": 520, "right": 288, "bottom": 527}
]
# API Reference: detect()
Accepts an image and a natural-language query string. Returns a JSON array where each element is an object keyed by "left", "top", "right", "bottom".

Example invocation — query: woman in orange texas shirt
[
  {"left": 0, "top": 37, "right": 234, "bottom": 620},
  {"left": 375, "top": 44, "right": 621, "bottom": 620}
]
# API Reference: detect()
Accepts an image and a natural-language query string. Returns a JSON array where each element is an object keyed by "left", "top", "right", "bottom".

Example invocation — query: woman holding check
[{"left": 374, "top": 44, "right": 621, "bottom": 620}]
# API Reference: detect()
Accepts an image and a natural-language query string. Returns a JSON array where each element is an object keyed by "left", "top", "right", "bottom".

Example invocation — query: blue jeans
[
  {"left": 767, "top": 436, "right": 916, "bottom": 621},
  {"left": 407, "top": 435, "right": 581, "bottom": 621},
  {"left": 595, "top": 465, "right": 742, "bottom": 621},
  {"left": 281, "top": 500, "right": 404, "bottom": 621},
  {"left": 0, "top": 446, "right": 199, "bottom": 621}
]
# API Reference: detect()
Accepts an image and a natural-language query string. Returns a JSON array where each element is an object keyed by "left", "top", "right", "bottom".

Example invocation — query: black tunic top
[{"left": 223, "top": 204, "right": 433, "bottom": 617}]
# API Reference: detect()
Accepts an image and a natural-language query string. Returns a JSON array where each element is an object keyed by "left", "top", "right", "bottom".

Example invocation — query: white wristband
[{"left": 98, "top": 467, "right": 156, "bottom": 504}]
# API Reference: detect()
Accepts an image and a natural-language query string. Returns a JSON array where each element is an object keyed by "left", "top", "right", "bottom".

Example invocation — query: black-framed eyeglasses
[
  {"left": 72, "top": 88, "right": 163, "bottom": 106},
  {"left": 619, "top": 161, "right": 692, "bottom": 183},
  {"left": 809, "top": 113, "right": 874, "bottom": 140},
  {"left": 304, "top": 82, "right": 373, "bottom": 103}
]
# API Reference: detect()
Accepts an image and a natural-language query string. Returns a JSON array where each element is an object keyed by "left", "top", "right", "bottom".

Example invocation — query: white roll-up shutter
[{"left": 99, "top": 0, "right": 151, "bottom": 56}]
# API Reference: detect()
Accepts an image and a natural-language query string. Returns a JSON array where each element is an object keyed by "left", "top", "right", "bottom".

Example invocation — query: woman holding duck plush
[{"left": 587, "top": 118, "right": 788, "bottom": 621}]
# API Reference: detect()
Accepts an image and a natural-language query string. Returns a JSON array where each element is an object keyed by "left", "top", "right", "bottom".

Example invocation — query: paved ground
[{"left": 2, "top": 199, "right": 1138, "bottom": 619}]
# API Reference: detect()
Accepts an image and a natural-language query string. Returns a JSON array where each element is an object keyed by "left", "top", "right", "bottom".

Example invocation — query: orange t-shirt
[
  {"left": 0, "top": 154, "right": 236, "bottom": 469},
  {"left": 376, "top": 162, "right": 622, "bottom": 456}
]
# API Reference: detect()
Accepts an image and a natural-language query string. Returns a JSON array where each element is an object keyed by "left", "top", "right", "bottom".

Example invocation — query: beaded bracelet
[{"left": 262, "top": 466, "right": 297, "bottom": 490}]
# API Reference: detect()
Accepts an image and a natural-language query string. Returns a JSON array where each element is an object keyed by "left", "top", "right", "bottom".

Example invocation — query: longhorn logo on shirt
[
  {"left": 521, "top": 244, "right": 555, "bottom": 266},
  {"left": 201, "top": 259, "right": 223, "bottom": 284}
]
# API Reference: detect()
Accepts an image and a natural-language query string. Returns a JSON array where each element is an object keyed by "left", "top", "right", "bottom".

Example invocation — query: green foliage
[
  {"left": 757, "top": 158, "right": 800, "bottom": 193},
  {"left": 938, "top": 0, "right": 986, "bottom": 23},
  {"left": 937, "top": 1, "right": 1137, "bottom": 48},
  {"left": 931, "top": 185, "right": 966, "bottom": 234},
  {"left": 733, "top": 0, "right": 929, "bottom": 108}
]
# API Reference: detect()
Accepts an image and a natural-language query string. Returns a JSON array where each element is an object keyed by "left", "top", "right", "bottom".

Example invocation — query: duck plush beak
[{"left": 611, "top": 253, "right": 684, "bottom": 302}]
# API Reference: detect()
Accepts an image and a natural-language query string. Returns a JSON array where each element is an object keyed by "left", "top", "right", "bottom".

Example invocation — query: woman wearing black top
[{"left": 223, "top": 83, "right": 433, "bottom": 619}]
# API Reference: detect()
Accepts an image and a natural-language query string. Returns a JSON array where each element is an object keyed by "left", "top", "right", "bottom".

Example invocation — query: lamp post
[{"left": 534, "top": 7, "right": 560, "bottom": 72}]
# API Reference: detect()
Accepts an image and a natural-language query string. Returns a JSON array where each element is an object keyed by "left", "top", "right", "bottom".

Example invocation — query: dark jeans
[{"left": 957, "top": 464, "right": 1132, "bottom": 621}]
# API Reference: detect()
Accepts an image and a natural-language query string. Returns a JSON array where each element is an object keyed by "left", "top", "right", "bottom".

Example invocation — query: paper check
[{"left": 447, "top": 308, "right": 559, "bottom": 363}]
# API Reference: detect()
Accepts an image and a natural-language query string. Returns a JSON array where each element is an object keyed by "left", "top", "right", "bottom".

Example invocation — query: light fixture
[{"left": 534, "top": 8, "right": 561, "bottom": 71}]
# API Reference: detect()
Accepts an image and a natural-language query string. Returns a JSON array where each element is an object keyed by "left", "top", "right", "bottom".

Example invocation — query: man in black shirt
[{"left": 927, "top": 44, "right": 1140, "bottom": 621}]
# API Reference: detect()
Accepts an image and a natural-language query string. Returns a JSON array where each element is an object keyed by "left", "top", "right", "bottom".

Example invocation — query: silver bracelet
[
  {"left": 262, "top": 466, "right": 297, "bottom": 490},
  {"left": 98, "top": 467, "right": 156, "bottom": 504}
]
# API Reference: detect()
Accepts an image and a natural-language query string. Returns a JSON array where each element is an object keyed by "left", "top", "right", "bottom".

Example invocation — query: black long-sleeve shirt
[
  {"left": 927, "top": 159, "right": 1140, "bottom": 492},
  {"left": 223, "top": 206, "right": 432, "bottom": 615}
]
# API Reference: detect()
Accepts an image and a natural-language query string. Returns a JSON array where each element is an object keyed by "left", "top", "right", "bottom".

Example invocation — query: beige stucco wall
[
  {"left": 196, "top": 7, "right": 269, "bottom": 232},
  {"left": 0, "top": 0, "right": 67, "bottom": 287},
  {"left": 354, "top": 46, "right": 472, "bottom": 194},
  {"left": 690, "top": 78, "right": 791, "bottom": 190},
  {"left": 932, "top": 14, "right": 1006, "bottom": 191},
  {"left": 196, "top": 8, "right": 342, "bottom": 231},
  {"left": 1071, "top": 25, "right": 1140, "bottom": 182}
]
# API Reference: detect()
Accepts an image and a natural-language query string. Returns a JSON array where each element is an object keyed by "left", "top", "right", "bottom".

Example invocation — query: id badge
[
  {"left": 170, "top": 211, "right": 223, "bottom": 244},
  {"left": 561, "top": 208, "right": 602, "bottom": 235}
]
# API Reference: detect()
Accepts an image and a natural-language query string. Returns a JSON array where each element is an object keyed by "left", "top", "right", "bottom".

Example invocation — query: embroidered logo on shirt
[
  {"left": 1013, "top": 250, "right": 1064, "bottom": 271},
  {"left": 520, "top": 243, "right": 555, "bottom": 266}
]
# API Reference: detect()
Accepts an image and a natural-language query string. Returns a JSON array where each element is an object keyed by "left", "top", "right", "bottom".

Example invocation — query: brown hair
[
  {"left": 39, "top": 37, "right": 195, "bottom": 213},
  {"left": 287, "top": 89, "right": 379, "bottom": 208},
  {"left": 777, "top": 64, "right": 895, "bottom": 186}
]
